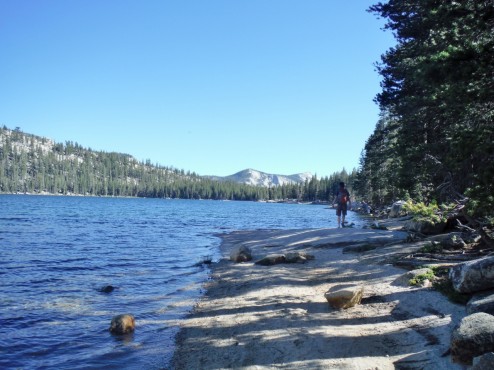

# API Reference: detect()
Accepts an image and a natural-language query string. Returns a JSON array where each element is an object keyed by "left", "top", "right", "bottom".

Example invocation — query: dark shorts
[{"left": 336, "top": 203, "right": 347, "bottom": 216}]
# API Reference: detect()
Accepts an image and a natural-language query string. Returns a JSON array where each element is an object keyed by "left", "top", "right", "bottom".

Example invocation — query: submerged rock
[
  {"left": 99, "top": 285, "right": 115, "bottom": 293},
  {"left": 109, "top": 314, "right": 135, "bottom": 335}
]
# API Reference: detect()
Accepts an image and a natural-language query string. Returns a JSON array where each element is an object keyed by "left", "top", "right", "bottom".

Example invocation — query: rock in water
[
  {"left": 230, "top": 245, "right": 253, "bottom": 263},
  {"left": 324, "top": 285, "right": 364, "bottom": 309},
  {"left": 99, "top": 285, "right": 115, "bottom": 293},
  {"left": 450, "top": 256, "right": 494, "bottom": 293},
  {"left": 451, "top": 312, "right": 494, "bottom": 365},
  {"left": 109, "top": 314, "right": 135, "bottom": 335}
]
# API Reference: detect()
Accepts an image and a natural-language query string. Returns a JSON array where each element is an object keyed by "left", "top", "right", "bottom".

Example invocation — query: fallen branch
[
  {"left": 461, "top": 212, "right": 494, "bottom": 249},
  {"left": 455, "top": 219, "right": 476, "bottom": 233}
]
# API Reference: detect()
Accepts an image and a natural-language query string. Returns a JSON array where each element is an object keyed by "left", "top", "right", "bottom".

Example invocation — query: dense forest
[
  {"left": 0, "top": 126, "right": 355, "bottom": 202},
  {"left": 355, "top": 1, "right": 493, "bottom": 218}
]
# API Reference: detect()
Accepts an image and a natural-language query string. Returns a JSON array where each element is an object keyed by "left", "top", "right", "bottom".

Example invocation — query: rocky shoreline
[{"left": 171, "top": 218, "right": 494, "bottom": 369}]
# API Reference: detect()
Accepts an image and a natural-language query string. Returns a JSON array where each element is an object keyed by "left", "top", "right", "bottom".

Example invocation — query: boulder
[
  {"left": 468, "top": 292, "right": 494, "bottom": 315},
  {"left": 405, "top": 219, "right": 447, "bottom": 235},
  {"left": 472, "top": 352, "right": 494, "bottom": 370},
  {"left": 441, "top": 234, "right": 467, "bottom": 249},
  {"left": 109, "top": 314, "right": 135, "bottom": 335},
  {"left": 389, "top": 200, "right": 406, "bottom": 218},
  {"left": 230, "top": 245, "right": 253, "bottom": 263},
  {"left": 450, "top": 256, "right": 494, "bottom": 293},
  {"left": 284, "top": 252, "right": 315, "bottom": 264},
  {"left": 451, "top": 312, "right": 494, "bottom": 365},
  {"left": 255, "top": 254, "right": 286, "bottom": 266},
  {"left": 324, "top": 285, "right": 364, "bottom": 309}
]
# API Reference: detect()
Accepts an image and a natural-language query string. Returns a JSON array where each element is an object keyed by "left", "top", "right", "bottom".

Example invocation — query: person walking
[{"left": 333, "top": 182, "right": 351, "bottom": 228}]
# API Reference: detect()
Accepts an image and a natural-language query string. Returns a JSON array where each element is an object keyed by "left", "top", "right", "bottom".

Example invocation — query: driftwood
[
  {"left": 394, "top": 260, "right": 457, "bottom": 269},
  {"left": 411, "top": 252, "right": 486, "bottom": 262},
  {"left": 455, "top": 219, "right": 476, "bottom": 233},
  {"left": 441, "top": 196, "right": 494, "bottom": 250},
  {"left": 461, "top": 212, "right": 494, "bottom": 249}
]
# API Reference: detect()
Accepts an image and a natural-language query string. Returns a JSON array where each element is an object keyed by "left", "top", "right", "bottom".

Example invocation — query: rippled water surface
[{"left": 0, "top": 195, "right": 363, "bottom": 369}]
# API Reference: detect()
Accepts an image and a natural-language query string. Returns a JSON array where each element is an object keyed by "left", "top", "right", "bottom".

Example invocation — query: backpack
[{"left": 337, "top": 190, "right": 348, "bottom": 204}]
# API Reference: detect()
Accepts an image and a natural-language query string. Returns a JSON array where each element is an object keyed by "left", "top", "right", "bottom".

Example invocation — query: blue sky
[{"left": 0, "top": 1, "right": 394, "bottom": 177}]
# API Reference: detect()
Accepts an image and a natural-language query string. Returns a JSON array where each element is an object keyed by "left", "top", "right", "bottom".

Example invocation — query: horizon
[{"left": 0, "top": 1, "right": 395, "bottom": 178}]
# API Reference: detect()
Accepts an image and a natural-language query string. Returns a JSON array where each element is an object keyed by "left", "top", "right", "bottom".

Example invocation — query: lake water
[{"left": 0, "top": 195, "right": 363, "bottom": 369}]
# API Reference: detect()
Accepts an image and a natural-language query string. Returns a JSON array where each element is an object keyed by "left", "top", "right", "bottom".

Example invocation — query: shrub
[
  {"left": 402, "top": 200, "right": 446, "bottom": 224},
  {"left": 409, "top": 268, "right": 436, "bottom": 286}
]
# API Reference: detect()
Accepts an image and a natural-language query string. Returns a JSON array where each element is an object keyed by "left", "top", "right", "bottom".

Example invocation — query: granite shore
[{"left": 171, "top": 227, "right": 467, "bottom": 370}]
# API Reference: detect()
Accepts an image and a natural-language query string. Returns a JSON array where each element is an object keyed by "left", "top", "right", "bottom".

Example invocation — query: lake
[{"left": 0, "top": 195, "right": 363, "bottom": 369}]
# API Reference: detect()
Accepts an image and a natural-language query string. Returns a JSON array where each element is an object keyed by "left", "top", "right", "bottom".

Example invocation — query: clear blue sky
[{"left": 0, "top": 1, "right": 394, "bottom": 177}]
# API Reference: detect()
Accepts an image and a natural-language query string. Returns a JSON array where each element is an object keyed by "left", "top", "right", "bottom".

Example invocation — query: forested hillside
[
  {"left": 0, "top": 126, "right": 355, "bottom": 202},
  {"left": 355, "top": 1, "right": 493, "bottom": 218}
]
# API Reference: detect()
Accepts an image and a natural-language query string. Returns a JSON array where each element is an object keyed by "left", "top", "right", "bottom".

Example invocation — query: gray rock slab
[
  {"left": 218, "top": 228, "right": 409, "bottom": 255},
  {"left": 468, "top": 291, "right": 494, "bottom": 315}
]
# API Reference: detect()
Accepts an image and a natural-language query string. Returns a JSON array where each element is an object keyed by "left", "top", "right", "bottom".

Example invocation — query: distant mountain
[
  {"left": 0, "top": 126, "right": 327, "bottom": 201},
  {"left": 208, "top": 168, "right": 313, "bottom": 187}
]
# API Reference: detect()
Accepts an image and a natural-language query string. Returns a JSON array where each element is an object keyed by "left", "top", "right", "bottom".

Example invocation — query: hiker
[{"left": 333, "top": 182, "right": 351, "bottom": 228}]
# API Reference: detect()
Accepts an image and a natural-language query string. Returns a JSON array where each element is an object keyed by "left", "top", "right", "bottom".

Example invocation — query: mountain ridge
[{"left": 207, "top": 168, "right": 312, "bottom": 187}]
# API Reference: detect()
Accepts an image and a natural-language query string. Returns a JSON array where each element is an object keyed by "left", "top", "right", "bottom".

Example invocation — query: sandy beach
[{"left": 172, "top": 228, "right": 467, "bottom": 369}]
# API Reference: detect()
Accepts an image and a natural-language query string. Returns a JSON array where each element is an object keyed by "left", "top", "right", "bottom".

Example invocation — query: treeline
[
  {"left": 0, "top": 126, "right": 355, "bottom": 202},
  {"left": 354, "top": 1, "right": 493, "bottom": 217}
]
